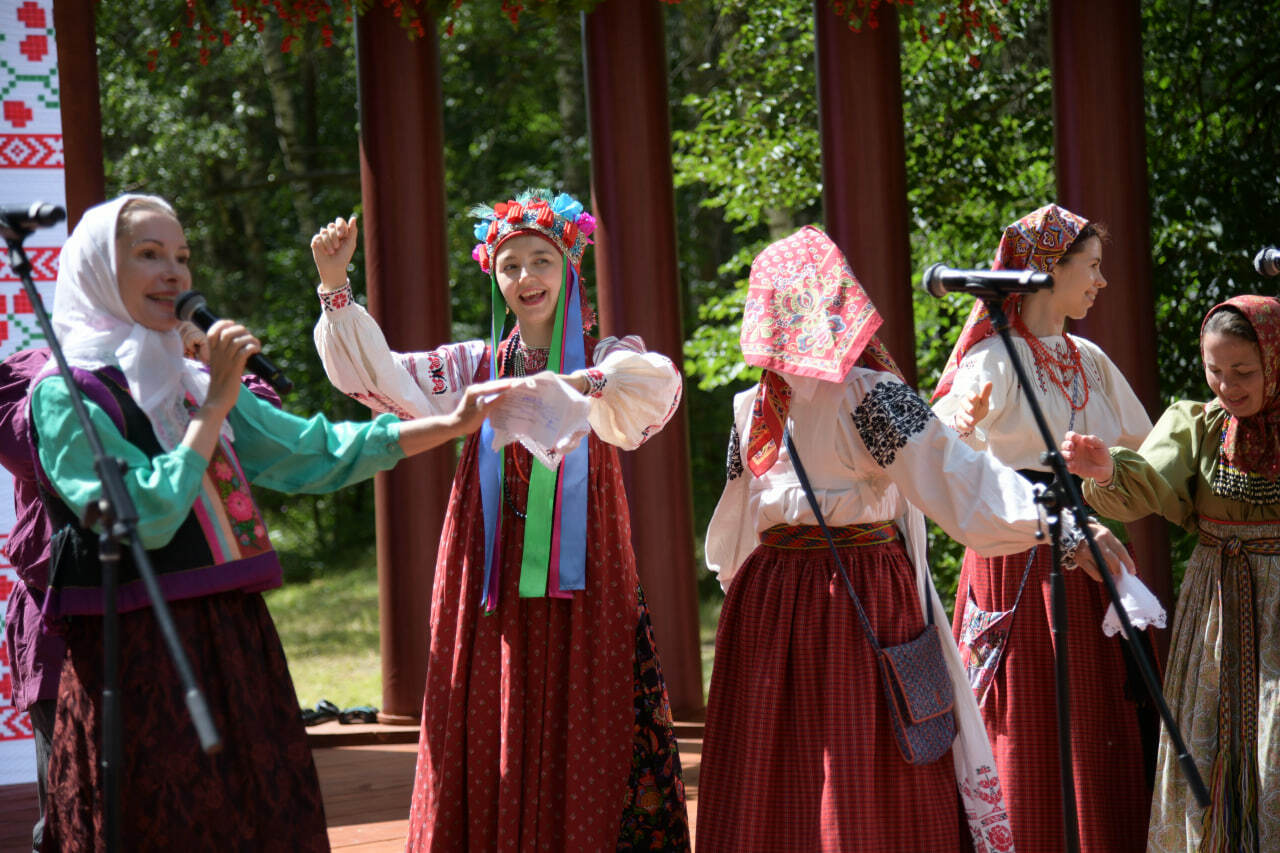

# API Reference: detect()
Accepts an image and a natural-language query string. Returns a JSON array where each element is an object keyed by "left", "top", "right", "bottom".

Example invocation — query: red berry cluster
[{"left": 826, "top": 0, "right": 1011, "bottom": 67}]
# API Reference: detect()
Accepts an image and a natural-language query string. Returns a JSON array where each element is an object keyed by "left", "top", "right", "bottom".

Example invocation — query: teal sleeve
[
  {"left": 226, "top": 385, "right": 405, "bottom": 494},
  {"left": 32, "top": 377, "right": 207, "bottom": 550}
]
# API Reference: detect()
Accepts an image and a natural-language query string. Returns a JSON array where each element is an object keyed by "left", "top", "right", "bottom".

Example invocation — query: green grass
[
  {"left": 264, "top": 556, "right": 382, "bottom": 711},
  {"left": 266, "top": 549, "right": 725, "bottom": 710},
  {"left": 699, "top": 594, "right": 721, "bottom": 701}
]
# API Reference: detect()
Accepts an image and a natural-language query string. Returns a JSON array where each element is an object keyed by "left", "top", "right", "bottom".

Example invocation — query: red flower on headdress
[
  {"left": 534, "top": 203, "right": 555, "bottom": 228},
  {"left": 493, "top": 202, "right": 510, "bottom": 218},
  {"left": 563, "top": 220, "right": 579, "bottom": 246},
  {"left": 505, "top": 203, "right": 524, "bottom": 223}
]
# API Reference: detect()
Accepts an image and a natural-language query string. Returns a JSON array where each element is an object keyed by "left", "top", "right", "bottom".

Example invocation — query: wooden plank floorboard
[
  {"left": 0, "top": 735, "right": 700, "bottom": 852},
  {"left": 320, "top": 734, "right": 702, "bottom": 851},
  {"left": 0, "top": 781, "right": 38, "bottom": 852}
]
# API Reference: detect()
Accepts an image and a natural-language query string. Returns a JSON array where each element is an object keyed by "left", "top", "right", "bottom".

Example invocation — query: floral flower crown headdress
[{"left": 470, "top": 189, "right": 596, "bottom": 273}]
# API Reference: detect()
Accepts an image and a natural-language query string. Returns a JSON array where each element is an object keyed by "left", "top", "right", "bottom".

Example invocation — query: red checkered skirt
[
  {"left": 953, "top": 544, "right": 1152, "bottom": 852},
  {"left": 698, "top": 525, "right": 968, "bottom": 852}
]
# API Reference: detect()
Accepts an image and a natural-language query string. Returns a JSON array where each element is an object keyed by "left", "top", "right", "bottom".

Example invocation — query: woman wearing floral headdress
[
  {"left": 1063, "top": 295, "right": 1280, "bottom": 851},
  {"left": 698, "top": 226, "right": 1139, "bottom": 852},
  {"left": 310, "top": 190, "right": 689, "bottom": 850},
  {"left": 931, "top": 204, "right": 1158, "bottom": 851}
]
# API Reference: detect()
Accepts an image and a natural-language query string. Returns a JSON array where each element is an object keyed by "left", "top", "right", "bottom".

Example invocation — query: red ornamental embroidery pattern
[
  {"left": 0, "top": 133, "right": 62, "bottom": 167},
  {"left": 319, "top": 284, "right": 351, "bottom": 313},
  {"left": 427, "top": 352, "right": 447, "bottom": 394},
  {"left": 4, "top": 1, "right": 59, "bottom": 132},
  {"left": 210, "top": 447, "right": 269, "bottom": 551},
  {"left": 2, "top": 101, "right": 33, "bottom": 128},
  {"left": 16, "top": 1, "right": 45, "bottom": 28}
]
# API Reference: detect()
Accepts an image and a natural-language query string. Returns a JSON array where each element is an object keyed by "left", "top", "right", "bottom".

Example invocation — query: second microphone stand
[{"left": 979, "top": 293, "right": 1208, "bottom": 853}]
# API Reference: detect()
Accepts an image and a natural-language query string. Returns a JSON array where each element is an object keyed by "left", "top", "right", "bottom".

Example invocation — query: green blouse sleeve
[
  {"left": 225, "top": 385, "right": 406, "bottom": 494},
  {"left": 1083, "top": 400, "right": 1208, "bottom": 531},
  {"left": 32, "top": 376, "right": 207, "bottom": 550}
]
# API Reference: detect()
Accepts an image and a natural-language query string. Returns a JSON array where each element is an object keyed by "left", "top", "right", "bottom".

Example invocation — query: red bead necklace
[{"left": 1011, "top": 311, "right": 1090, "bottom": 411}]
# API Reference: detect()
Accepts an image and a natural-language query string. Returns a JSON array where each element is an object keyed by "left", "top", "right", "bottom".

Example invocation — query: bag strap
[{"left": 783, "top": 428, "right": 937, "bottom": 654}]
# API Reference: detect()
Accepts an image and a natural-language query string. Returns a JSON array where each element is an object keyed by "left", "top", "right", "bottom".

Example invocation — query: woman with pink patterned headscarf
[
  {"left": 698, "top": 226, "right": 1137, "bottom": 852},
  {"left": 931, "top": 204, "right": 1158, "bottom": 852},
  {"left": 1065, "top": 295, "right": 1280, "bottom": 851}
]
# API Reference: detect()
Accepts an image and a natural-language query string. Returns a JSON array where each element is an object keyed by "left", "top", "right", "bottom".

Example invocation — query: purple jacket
[
  {"left": 3, "top": 349, "right": 281, "bottom": 710},
  {"left": 3, "top": 348, "right": 59, "bottom": 710}
]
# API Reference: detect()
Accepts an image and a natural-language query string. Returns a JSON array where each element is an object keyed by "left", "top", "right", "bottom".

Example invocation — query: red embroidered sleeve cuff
[
  {"left": 583, "top": 368, "right": 607, "bottom": 398},
  {"left": 318, "top": 280, "right": 353, "bottom": 313}
]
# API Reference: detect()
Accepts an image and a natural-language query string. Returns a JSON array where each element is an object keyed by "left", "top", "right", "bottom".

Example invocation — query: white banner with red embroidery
[{"left": 1, "top": 0, "right": 65, "bottom": 786}]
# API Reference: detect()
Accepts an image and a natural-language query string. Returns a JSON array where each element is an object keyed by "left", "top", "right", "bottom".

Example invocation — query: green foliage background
[{"left": 94, "top": 0, "right": 1279, "bottom": 617}]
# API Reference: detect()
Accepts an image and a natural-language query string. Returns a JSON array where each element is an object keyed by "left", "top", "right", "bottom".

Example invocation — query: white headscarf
[{"left": 52, "top": 194, "right": 216, "bottom": 449}]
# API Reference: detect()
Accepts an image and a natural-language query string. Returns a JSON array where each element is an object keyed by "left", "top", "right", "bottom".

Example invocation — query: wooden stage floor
[{"left": 0, "top": 728, "right": 701, "bottom": 851}]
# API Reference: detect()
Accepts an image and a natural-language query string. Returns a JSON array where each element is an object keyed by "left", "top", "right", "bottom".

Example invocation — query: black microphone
[
  {"left": 922, "top": 263, "right": 1053, "bottom": 299},
  {"left": 1254, "top": 246, "right": 1280, "bottom": 277},
  {"left": 174, "top": 291, "right": 293, "bottom": 394},
  {"left": 0, "top": 201, "right": 65, "bottom": 240}
]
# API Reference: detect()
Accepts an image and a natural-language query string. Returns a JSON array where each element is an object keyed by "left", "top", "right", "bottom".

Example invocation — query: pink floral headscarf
[{"left": 740, "top": 226, "right": 902, "bottom": 475}]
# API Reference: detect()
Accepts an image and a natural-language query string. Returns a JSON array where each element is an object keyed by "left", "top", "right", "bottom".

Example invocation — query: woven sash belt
[
  {"left": 1196, "top": 521, "right": 1280, "bottom": 851},
  {"left": 759, "top": 521, "right": 898, "bottom": 550}
]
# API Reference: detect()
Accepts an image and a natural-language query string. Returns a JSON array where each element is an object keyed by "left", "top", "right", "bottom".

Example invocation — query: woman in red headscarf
[
  {"left": 931, "top": 204, "right": 1159, "bottom": 852},
  {"left": 698, "top": 226, "right": 1136, "bottom": 852},
  {"left": 1064, "top": 295, "right": 1280, "bottom": 851},
  {"left": 309, "top": 191, "right": 690, "bottom": 851}
]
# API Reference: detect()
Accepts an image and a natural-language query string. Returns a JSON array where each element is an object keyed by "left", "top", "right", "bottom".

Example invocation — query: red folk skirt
[
  {"left": 952, "top": 544, "right": 1155, "bottom": 852},
  {"left": 406, "top": 435, "right": 689, "bottom": 852},
  {"left": 42, "top": 591, "right": 329, "bottom": 852},
  {"left": 698, "top": 523, "right": 968, "bottom": 853}
]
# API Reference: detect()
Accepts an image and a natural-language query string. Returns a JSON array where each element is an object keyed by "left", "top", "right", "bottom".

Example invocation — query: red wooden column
[
  {"left": 1052, "top": 0, "right": 1172, "bottom": 660},
  {"left": 54, "top": 0, "right": 105, "bottom": 226},
  {"left": 583, "top": 0, "right": 704, "bottom": 716},
  {"left": 356, "top": 8, "right": 454, "bottom": 723},
  {"left": 814, "top": 3, "right": 917, "bottom": 385}
]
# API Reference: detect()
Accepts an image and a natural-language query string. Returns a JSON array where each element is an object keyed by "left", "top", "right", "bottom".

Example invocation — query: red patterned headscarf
[
  {"left": 740, "top": 226, "right": 902, "bottom": 475},
  {"left": 1202, "top": 295, "right": 1280, "bottom": 479},
  {"left": 930, "top": 203, "right": 1090, "bottom": 402}
]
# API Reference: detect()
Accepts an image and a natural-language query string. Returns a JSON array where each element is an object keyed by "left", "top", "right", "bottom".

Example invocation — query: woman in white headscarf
[{"left": 35, "top": 195, "right": 506, "bottom": 851}]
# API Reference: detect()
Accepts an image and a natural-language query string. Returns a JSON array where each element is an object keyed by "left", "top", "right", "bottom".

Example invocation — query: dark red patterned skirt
[
  {"left": 952, "top": 544, "right": 1154, "bottom": 852},
  {"left": 698, "top": 524, "right": 967, "bottom": 853},
  {"left": 42, "top": 590, "right": 328, "bottom": 852},
  {"left": 406, "top": 436, "right": 688, "bottom": 851}
]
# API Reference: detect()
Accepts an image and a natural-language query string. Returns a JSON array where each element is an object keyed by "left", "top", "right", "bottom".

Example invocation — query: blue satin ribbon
[
  {"left": 556, "top": 269, "right": 588, "bottom": 592},
  {"left": 479, "top": 275, "right": 504, "bottom": 612}
]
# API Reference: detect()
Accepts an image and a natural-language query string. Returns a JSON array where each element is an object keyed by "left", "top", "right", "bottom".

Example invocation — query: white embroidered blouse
[
  {"left": 313, "top": 288, "right": 682, "bottom": 451},
  {"left": 705, "top": 369, "right": 1068, "bottom": 592},
  {"left": 931, "top": 334, "right": 1152, "bottom": 471}
]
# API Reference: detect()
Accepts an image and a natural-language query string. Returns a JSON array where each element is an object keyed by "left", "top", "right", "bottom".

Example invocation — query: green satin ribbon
[{"left": 517, "top": 264, "right": 568, "bottom": 598}]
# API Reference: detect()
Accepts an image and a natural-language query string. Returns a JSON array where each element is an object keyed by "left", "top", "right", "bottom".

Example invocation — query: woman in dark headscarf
[
  {"left": 1065, "top": 294, "right": 1280, "bottom": 851},
  {"left": 932, "top": 204, "right": 1159, "bottom": 852}
]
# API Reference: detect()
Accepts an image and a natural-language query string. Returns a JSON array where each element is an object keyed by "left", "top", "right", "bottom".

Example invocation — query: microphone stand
[
  {"left": 2, "top": 221, "right": 221, "bottom": 853},
  {"left": 978, "top": 292, "right": 1209, "bottom": 853}
]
